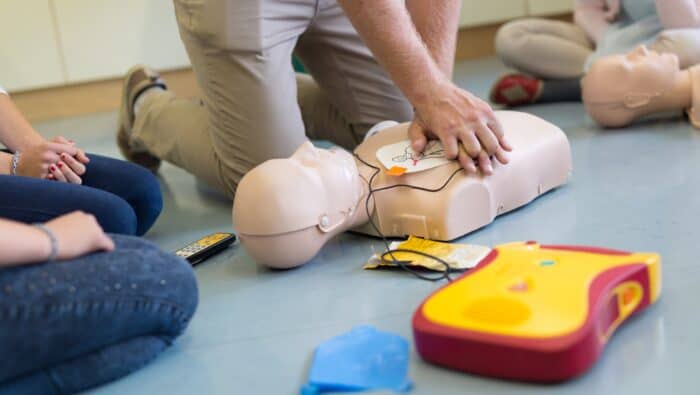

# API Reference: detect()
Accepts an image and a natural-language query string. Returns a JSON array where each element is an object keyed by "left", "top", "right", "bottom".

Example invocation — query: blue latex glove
[{"left": 300, "top": 325, "right": 413, "bottom": 394}]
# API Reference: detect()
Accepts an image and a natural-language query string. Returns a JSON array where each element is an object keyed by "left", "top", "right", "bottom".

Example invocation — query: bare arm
[
  {"left": 406, "top": 0, "right": 461, "bottom": 78},
  {"left": 656, "top": 0, "right": 700, "bottom": 29},
  {"left": 0, "top": 93, "right": 44, "bottom": 152},
  {"left": 336, "top": 0, "right": 511, "bottom": 175},
  {"left": 0, "top": 92, "right": 89, "bottom": 181},
  {"left": 336, "top": 0, "right": 446, "bottom": 107},
  {"left": 0, "top": 218, "right": 52, "bottom": 266},
  {"left": 0, "top": 151, "right": 12, "bottom": 174},
  {"left": 0, "top": 212, "right": 115, "bottom": 267}
]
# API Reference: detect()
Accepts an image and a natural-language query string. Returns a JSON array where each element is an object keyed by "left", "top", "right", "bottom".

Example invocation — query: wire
[{"left": 354, "top": 152, "right": 465, "bottom": 282}]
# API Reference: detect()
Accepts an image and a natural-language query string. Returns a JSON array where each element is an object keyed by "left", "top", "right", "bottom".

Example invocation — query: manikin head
[
  {"left": 232, "top": 142, "right": 364, "bottom": 268},
  {"left": 582, "top": 46, "right": 681, "bottom": 127}
]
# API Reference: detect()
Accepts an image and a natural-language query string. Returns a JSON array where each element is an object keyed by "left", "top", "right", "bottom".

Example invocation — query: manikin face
[
  {"left": 289, "top": 142, "right": 361, "bottom": 211},
  {"left": 233, "top": 142, "right": 362, "bottom": 237},
  {"left": 583, "top": 46, "right": 680, "bottom": 107}
]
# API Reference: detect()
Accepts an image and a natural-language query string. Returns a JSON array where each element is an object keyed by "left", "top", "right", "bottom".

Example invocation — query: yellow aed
[{"left": 413, "top": 241, "right": 661, "bottom": 382}]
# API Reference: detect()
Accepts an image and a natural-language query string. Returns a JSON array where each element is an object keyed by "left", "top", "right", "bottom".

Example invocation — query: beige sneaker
[{"left": 117, "top": 65, "right": 167, "bottom": 172}]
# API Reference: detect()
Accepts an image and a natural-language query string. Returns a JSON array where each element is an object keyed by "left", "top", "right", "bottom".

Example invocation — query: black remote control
[{"left": 174, "top": 232, "right": 237, "bottom": 265}]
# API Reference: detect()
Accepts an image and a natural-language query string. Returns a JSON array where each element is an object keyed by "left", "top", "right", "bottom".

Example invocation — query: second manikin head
[{"left": 582, "top": 45, "right": 681, "bottom": 127}]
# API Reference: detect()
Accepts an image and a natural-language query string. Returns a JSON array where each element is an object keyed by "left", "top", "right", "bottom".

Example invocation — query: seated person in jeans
[
  {"left": 0, "top": 86, "right": 162, "bottom": 236},
  {"left": 0, "top": 211, "right": 198, "bottom": 394}
]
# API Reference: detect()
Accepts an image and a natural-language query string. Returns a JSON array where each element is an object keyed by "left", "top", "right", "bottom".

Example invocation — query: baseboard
[
  {"left": 15, "top": 13, "right": 571, "bottom": 123},
  {"left": 12, "top": 68, "right": 202, "bottom": 123},
  {"left": 455, "top": 23, "right": 503, "bottom": 60}
]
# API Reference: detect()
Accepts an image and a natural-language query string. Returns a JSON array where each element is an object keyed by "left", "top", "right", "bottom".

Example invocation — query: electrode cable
[{"left": 353, "top": 152, "right": 466, "bottom": 282}]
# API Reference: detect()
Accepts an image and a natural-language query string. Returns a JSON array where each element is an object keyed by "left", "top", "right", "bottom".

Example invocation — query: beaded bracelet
[
  {"left": 10, "top": 151, "right": 20, "bottom": 176},
  {"left": 33, "top": 223, "right": 58, "bottom": 262}
]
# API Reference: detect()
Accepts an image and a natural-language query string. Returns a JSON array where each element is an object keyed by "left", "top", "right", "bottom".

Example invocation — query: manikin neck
[
  {"left": 347, "top": 159, "right": 373, "bottom": 228},
  {"left": 313, "top": 154, "right": 378, "bottom": 234},
  {"left": 642, "top": 70, "right": 692, "bottom": 114}
]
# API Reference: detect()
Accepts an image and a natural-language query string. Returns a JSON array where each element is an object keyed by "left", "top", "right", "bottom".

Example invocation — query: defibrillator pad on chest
[{"left": 376, "top": 140, "right": 451, "bottom": 174}]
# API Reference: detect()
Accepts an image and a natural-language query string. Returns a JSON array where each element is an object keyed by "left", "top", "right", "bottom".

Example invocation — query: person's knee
[
  {"left": 125, "top": 164, "right": 163, "bottom": 235},
  {"left": 109, "top": 236, "right": 199, "bottom": 336},
  {"left": 71, "top": 193, "right": 138, "bottom": 235},
  {"left": 651, "top": 29, "right": 700, "bottom": 69},
  {"left": 495, "top": 19, "right": 534, "bottom": 66},
  {"left": 164, "top": 257, "right": 199, "bottom": 332},
  {"left": 356, "top": 92, "right": 413, "bottom": 140},
  {"left": 155, "top": 267, "right": 198, "bottom": 340},
  {"left": 99, "top": 199, "right": 138, "bottom": 235}
]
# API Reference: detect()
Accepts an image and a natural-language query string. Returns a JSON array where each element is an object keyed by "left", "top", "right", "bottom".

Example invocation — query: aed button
[
  {"left": 539, "top": 260, "right": 556, "bottom": 267},
  {"left": 508, "top": 281, "right": 529, "bottom": 292},
  {"left": 508, "top": 277, "right": 534, "bottom": 293}
]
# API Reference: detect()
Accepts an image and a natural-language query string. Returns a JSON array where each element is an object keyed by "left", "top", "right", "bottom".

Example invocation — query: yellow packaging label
[{"left": 364, "top": 236, "right": 491, "bottom": 272}]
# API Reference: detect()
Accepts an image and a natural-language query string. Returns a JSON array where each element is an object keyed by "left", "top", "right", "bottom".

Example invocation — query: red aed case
[{"left": 412, "top": 241, "right": 661, "bottom": 382}]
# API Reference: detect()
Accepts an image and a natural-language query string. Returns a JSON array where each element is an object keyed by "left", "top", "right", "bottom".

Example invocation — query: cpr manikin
[
  {"left": 233, "top": 111, "right": 572, "bottom": 268},
  {"left": 582, "top": 45, "right": 700, "bottom": 128}
]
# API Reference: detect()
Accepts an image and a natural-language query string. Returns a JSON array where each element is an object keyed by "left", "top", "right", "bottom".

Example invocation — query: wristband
[
  {"left": 33, "top": 223, "right": 58, "bottom": 261},
  {"left": 10, "top": 151, "right": 20, "bottom": 176}
]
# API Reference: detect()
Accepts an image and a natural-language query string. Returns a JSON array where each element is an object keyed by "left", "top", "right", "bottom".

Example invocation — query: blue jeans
[
  {"left": 0, "top": 154, "right": 162, "bottom": 236},
  {"left": 0, "top": 235, "right": 198, "bottom": 395}
]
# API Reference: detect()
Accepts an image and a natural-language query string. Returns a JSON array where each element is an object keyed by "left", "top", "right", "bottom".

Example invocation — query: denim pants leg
[
  {"left": 0, "top": 154, "right": 163, "bottom": 236},
  {"left": 0, "top": 235, "right": 198, "bottom": 395},
  {"left": 80, "top": 154, "right": 163, "bottom": 236}
]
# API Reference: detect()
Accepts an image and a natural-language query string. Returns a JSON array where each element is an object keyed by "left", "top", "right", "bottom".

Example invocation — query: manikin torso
[
  {"left": 233, "top": 111, "right": 572, "bottom": 268},
  {"left": 352, "top": 111, "right": 571, "bottom": 240}
]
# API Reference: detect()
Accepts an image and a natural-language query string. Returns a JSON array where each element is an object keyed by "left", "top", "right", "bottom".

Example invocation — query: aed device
[{"left": 412, "top": 241, "right": 661, "bottom": 382}]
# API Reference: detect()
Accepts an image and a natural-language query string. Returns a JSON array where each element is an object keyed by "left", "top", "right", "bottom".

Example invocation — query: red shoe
[{"left": 489, "top": 73, "right": 543, "bottom": 107}]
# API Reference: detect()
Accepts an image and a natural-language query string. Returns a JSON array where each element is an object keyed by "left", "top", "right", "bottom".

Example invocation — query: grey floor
[{"left": 34, "top": 58, "right": 700, "bottom": 395}]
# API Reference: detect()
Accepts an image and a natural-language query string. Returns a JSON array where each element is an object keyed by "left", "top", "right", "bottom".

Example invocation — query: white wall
[
  {"left": 460, "top": 0, "right": 528, "bottom": 27},
  {"left": 459, "top": 0, "right": 572, "bottom": 27},
  {"left": 0, "top": 0, "right": 65, "bottom": 91},
  {"left": 0, "top": 0, "right": 574, "bottom": 92},
  {"left": 528, "top": 0, "right": 574, "bottom": 16},
  {"left": 0, "top": 0, "right": 190, "bottom": 92},
  {"left": 53, "top": 0, "right": 189, "bottom": 83}
]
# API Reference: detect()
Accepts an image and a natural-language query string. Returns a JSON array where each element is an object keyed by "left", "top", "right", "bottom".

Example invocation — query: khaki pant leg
[
  {"left": 293, "top": 1, "right": 413, "bottom": 150},
  {"left": 495, "top": 18, "right": 594, "bottom": 79},
  {"left": 131, "top": 91, "right": 230, "bottom": 195},
  {"left": 132, "top": 0, "right": 315, "bottom": 198}
]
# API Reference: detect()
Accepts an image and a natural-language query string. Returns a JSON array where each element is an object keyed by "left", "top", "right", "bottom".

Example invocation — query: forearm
[
  {"left": 0, "top": 94, "right": 44, "bottom": 152},
  {"left": 0, "top": 219, "right": 51, "bottom": 266},
  {"left": 0, "top": 151, "right": 12, "bottom": 175},
  {"left": 406, "top": 0, "right": 461, "bottom": 78},
  {"left": 336, "top": 0, "right": 448, "bottom": 107},
  {"left": 656, "top": 0, "right": 700, "bottom": 29}
]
